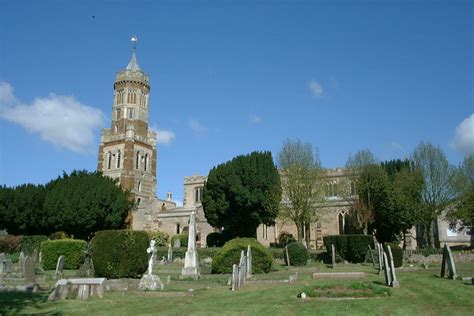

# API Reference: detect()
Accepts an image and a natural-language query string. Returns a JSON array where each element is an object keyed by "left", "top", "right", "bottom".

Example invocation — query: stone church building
[{"left": 97, "top": 44, "right": 469, "bottom": 249}]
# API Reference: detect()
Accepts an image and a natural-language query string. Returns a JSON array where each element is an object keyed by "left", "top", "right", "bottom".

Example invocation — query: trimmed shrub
[
  {"left": 0, "top": 235, "right": 22, "bottom": 253},
  {"left": 147, "top": 231, "right": 170, "bottom": 246},
  {"left": 212, "top": 238, "right": 273, "bottom": 274},
  {"left": 21, "top": 235, "right": 48, "bottom": 254},
  {"left": 41, "top": 239, "right": 87, "bottom": 270},
  {"left": 284, "top": 242, "right": 308, "bottom": 266},
  {"left": 92, "top": 230, "right": 149, "bottom": 279},
  {"left": 206, "top": 232, "right": 222, "bottom": 247},
  {"left": 384, "top": 243, "right": 403, "bottom": 268},
  {"left": 48, "top": 231, "right": 70, "bottom": 240},
  {"left": 171, "top": 233, "right": 188, "bottom": 248},
  {"left": 278, "top": 232, "right": 296, "bottom": 247},
  {"left": 323, "top": 235, "right": 374, "bottom": 263}
]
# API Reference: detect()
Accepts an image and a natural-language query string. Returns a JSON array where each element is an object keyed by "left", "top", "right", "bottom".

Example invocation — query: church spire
[{"left": 126, "top": 35, "right": 141, "bottom": 71}]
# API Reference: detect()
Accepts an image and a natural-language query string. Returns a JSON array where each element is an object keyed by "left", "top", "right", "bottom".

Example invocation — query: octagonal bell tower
[{"left": 97, "top": 37, "right": 157, "bottom": 205}]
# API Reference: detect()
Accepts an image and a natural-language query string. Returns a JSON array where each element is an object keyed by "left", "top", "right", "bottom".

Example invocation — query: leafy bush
[
  {"left": 21, "top": 235, "right": 48, "bottom": 254},
  {"left": 323, "top": 235, "right": 374, "bottom": 263},
  {"left": 92, "top": 230, "right": 149, "bottom": 279},
  {"left": 384, "top": 243, "right": 403, "bottom": 268},
  {"left": 206, "top": 232, "right": 222, "bottom": 247},
  {"left": 41, "top": 239, "right": 87, "bottom": 270},
  {"left": 0, "top": 235, "right": 22, "bottom": 253},
  {"left": 147, "top": 231, "right": 170, "bottom": 246},
  {"left": 48, "top": 231, "right": 70, "bottom": 240},
  {"left": 284, "top": 242, "right": 308, "bottom": 266},
  {"left": 212, "top": 238, "right": 273, "bottom": 274},
  {"left": 171, "top": 233, "right": 188, "bottom": 248},
  {"left": 278, "top": 232, "right": 296, "bottom": 247}
]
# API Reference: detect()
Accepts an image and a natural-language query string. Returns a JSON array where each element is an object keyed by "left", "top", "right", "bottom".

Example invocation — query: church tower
[{"left": 97, "top": 37, "right": 157, "bottom": 206}]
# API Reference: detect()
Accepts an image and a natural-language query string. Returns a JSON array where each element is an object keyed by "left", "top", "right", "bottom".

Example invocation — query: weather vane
[{"left": 131, "top": 35, "right": 138, "bottom": 50}]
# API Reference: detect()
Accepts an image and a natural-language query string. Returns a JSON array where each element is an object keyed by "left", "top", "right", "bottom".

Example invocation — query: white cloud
[
  {"left": 150, "top": 124, "right": 175, "bottom": 145},
  {"left": 189, "top": 118, "right": 208, "bottom": 133},
  {"left": 451, "top": 114, "right": 474, "bottom": 155},
  {"left": 309, "top": 79, "right": 323, "bottom": 97},
  {"left": 0, "top": 81, "right": 104, "bottom": 153},
  {"left": 249, "top": 114, "right": 262, "bottom": 124}
]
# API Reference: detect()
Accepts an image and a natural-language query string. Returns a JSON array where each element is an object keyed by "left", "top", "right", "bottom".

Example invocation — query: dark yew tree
[{"left": 202, "top": 151, "right": 281, "bottom": 241}]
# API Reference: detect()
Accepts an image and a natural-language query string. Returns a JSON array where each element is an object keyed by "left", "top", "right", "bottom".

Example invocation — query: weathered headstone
[
  {"left": 139, "top": 240, "right": 164, "bottom": 290},
  {"left": 331, "top": 244, "right": 336, "bottom": 268},
  {"left": 55, "top": 255, "right": 66, "bottom": 277},
  {"left": 440, "top": 244, "right": 458, "bottom": 280},
  {"left": 39, "top": 251, "right": 42, "bottom": 264},
  {"left": 231, "top": 264, "right": 238, "bottom": 291},
  {"left": 377, "top": 243, "right": 383, "bottom": 275},
  {"left": 23, "top": 256, "right": 36, "bottom": 284},
  {"left": 48, "top": 278, "right": 107, "bottom": 301},
  {"left": 167, "top": 244, "right": 173, "bottom": 263},
  {"left": 0, "top": 253, "right": 6, "bottom": 274},
  {"left": 32, "top": 249, "right": 39, "bottom": 264},
  {"left": 285, "top": 246, "right": 291, "bottom": 268},
  {"left": 173, "top": 238, "right": 181, "bottom": 248},
  {"left": 19, "top": 251, "right": 26, "bottom": 269},
  {"left": 246, "top": 245, "right": 252, "bottom": 278},
  {"left": 387, "top": 245, "right": 399, "bottom": 288},
  {"left": 382, "top": 252, "right": 392, "bottom": 286},
  {"left": 1, "top": 259, "right": 12, "bottom": 274},
  {"left": 181, "top": 211, "right": 200, "bottom": 278},
  {"left": 238, "top": 250, "right": 247, "bottom": 288},
  {"left": 367, "top": 245, "right": 375, "bottom": 267},
  {"left": 0, "top": 253, "right": 5, "bottom": 263}
]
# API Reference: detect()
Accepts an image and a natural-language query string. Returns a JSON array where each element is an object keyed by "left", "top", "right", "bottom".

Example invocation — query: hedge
[
  {"left": 41, "top": 239, "right": 87, "bottom": 270},
  {"left": 21, "top": 235, "right": 48, "bottom": 254},
  {"left": 0, "top": 235, "right": 22, "bottom": 253},
  {"left": 147, "top": 231, "right": 170, "bottom": 246},
  {"left": 323, "top": 235, "right": 374, "bottom": 263},
  {"left": 212, "top": 238, "right": 273, "bottom": 274},
  {"left": 92, "top": 230, "right": 149, "bottom": 279},
  {"left": 278, "top": 232, "right": 296, "bottom": 247},
  {"left": 284, "top": 242, "right": 308, "bottom": 266},
  {"left": 171, "top": 233, "right": 188, "bottom": 248}
]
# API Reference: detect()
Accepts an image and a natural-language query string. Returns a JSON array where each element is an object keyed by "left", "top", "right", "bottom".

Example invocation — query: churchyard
[{"left": 1, "top": 245, "right": 473, "bottom": 315}]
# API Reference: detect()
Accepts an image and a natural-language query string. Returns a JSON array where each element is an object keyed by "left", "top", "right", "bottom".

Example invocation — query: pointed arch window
[
  {"left": 144, "top": 154, "right": 148, "bottom": 172},
  {"left": 107, "top": 151, "right": 112, "bottom": 170},
  {"left": 138, "top": 181, "right": 142, "bottom": 192},
  {"left": 116, "top": 150, "right": 121, "bottom": 169},
  {"left": 136, "top": 151, "right": 140, "bottom": 170},
  {"left": 128, "top": 108, "right": 134, "bottom": 119}
]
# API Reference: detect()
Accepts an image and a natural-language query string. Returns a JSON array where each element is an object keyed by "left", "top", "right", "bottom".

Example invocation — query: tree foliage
[
  {"left": 0, "top": 170, "right": 134, "bottom": 239},
  {"left": 277, "top": 139, "right": 325, "bottom": 242},
  {"left": 412, "top": 141, "right": 456, "bottom": 247},
  {"left": 202, "top": 151, "right": 281, "bottom": 240},
  {"left": 447, "top": 154, "right": 474, "bottom": 230}
]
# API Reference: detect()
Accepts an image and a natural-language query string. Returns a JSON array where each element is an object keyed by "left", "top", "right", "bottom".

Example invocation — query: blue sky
[{"left": 0, "top": 0, "right": 473, "bottom": 203}]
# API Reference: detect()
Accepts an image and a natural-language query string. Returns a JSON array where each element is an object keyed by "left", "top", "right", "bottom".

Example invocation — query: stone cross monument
[
  {"left": 181, "top": 211, "right": 200, "bottom": 279},
  {"left": 147, "top": 240, "right": 157, "bottom": 275},
  {"left": 139, "top": 239, "right": 163, "bottom": 290}
]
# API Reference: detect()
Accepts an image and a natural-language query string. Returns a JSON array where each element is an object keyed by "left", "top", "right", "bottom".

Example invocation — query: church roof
[{"left": 126, "top": 49, "right": 141, "bottom": 71}]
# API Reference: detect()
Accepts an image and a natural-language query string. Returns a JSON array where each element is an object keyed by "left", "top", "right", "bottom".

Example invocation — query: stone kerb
[{"left": 311, "top": 272, "right": 366, "bottom": 279}]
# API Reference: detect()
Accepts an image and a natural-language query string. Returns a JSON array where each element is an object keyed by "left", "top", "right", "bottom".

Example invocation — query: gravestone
[
  {"left": 49, "top": 278, "right": 107, "bottom": 301},
  {"left": 246, "top": 245, "right": 252, "bottom": 278},
  {"left": 39, "top": 251, "right": 42, "bottom": 264},
  {"left": 23, "top": 256, "right": 36, "bottom": 284},
  {"left": 139, "top": 240, "right": 164, "bottom": 290},
  {"left": 285, "top": 246, "right": 291, "bottom": 268},
  {"left": 238, "top": 250, "right": 247, "bottom": 288},
  {"left": 382, "top": 252, "right": 392, "bottom": 286},
  {"left": 173, "top": 238, "right": 181, "bottom": 248},
  {"left": 0, "top": 253, "right": 5, "bottom": 263},
  {"left": 32, "top": 249, "right": 39, "bottom": 264},
  {"left": 19, "top": 251, "right": 26, "bottom": 269},
  {"left": 55, "top": 255, "right": 66, "bottom": 277},
  {"left": 377, "top": 243, "right": 383, "bottom": 275},
  {"left": 167, "top": 244, "right": 173, "bottom": 263},
  {"left": 440, "top": 244, "right": 458, "bottom": 280},
  {"left": 387, "top": 245, "right": 399, "bottom": 288},
  {"left": 181, "top": 211, "right": 200, "bottom": 278},
  {"left": 231, "top": 264, "right": 238, "bottom": 291},
  {"left": 1, "top": 259, "right": 12, "bottom": 274},
  {"left": 367, "top": 245, "right": 375, "bottom": 267},
  {"left": 331, "top": 244, "right": 336, "bottom": 268}
]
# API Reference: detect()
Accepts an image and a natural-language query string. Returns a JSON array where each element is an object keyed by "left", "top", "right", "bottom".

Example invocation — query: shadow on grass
[{"left": 0, "top": 291, "right": 59, "bottom": 315}]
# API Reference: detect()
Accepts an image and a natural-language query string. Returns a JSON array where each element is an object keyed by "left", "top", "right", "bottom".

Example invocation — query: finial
[{"left": 131, "top": 35, "right": 138, "bottom": 50}]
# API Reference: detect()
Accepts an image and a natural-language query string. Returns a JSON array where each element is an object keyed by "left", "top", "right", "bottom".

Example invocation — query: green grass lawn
[{"left": 1, "top": 261, "right": 473, "bottom": 315}]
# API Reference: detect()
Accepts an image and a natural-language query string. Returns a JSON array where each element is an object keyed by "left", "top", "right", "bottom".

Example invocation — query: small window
[
  {"left": 138, "top": 181, "right": 142, "bottom": 192},
  {"left": 144, "top": 154, "right": 148, "bottom": 172},
  {"left": 107, "top": 151, "right": 112, "bottom": 170},
  {"left": 136, "top": 151, "right": 140, "bottom": 169},
  {"left": 128, "top": 108, "right": 133, "bottom": 119},
  {"left": 176, "top": 223, "right": 180, "bottom": 234},
  {"left": 116, "top": 108, "right": 121, "bottom": 120}
]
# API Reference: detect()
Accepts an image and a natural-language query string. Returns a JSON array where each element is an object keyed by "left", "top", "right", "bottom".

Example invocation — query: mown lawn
[{"left": 1, "top": 261, "right": 473, "bottom": 315}]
